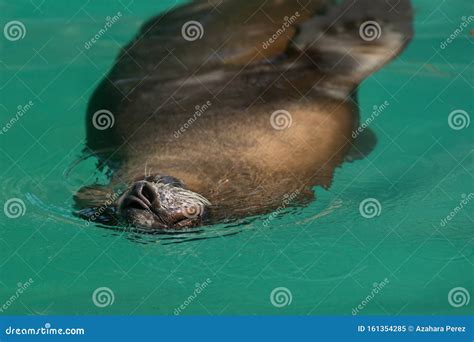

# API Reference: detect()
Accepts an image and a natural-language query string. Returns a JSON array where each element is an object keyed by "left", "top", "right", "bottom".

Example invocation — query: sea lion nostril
[
  {"left": 121, "top": 196, "right": 149, "bottom": 211},
  {"left": 121, "top": 181, "right": 159, "bottom": 212},
  {"left": 140, "top": 182, "right": 158, "bottom": 204}
]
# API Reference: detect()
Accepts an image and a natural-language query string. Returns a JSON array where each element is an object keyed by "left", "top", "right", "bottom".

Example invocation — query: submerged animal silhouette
[{"left": 74, "top": 0, "right": 413, "bottom": 230}]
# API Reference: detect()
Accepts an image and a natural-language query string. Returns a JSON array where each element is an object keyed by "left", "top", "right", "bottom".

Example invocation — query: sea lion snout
[{"left": 117, "top": 178, "right": 211, "bottom": 230}]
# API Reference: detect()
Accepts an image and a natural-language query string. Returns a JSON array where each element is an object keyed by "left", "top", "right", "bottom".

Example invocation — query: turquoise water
[{"left": 0, "top": 0, "right": 472, "bottom": 315}]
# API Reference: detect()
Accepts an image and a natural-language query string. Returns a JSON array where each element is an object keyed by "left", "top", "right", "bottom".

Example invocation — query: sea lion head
[{"left": 116, "top": 175, "right": 211, "bottom": 230}]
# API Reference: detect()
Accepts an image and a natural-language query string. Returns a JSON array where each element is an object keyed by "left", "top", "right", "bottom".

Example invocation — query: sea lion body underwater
[{"left": 75, "top": 0, "right": 413, "bottom": 230}]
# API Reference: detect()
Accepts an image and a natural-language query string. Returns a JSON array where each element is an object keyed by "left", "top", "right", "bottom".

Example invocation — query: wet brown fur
[{"left": 77, "top": 0, "right": 413, "bottom": 225}]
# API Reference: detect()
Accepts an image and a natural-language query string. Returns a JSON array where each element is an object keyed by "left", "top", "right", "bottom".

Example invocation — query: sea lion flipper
[
  {"left": 73, "top": 185, "right": 118, "bottom": 224},
  {"left": 293, "top": 0, "right": 413, "bottom": 84},
  {"left": 115, "top": 0, "right": 329, "bottom": 73},
  {"left": 346, "top": 128, "right": 378, "bottom": 162},
  {"left": 73, "top": 184, "right": 114, "bottom": 209}
]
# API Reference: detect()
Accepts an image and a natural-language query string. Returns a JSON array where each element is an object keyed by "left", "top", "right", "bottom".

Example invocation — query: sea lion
[{"left": 74, "top": 0, "right": 413, "bottom": 230}]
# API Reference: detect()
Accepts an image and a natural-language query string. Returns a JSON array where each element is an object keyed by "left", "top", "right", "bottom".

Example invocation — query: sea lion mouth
[{"left": 116, "top": 177, "right": 211, "bottom": 230}]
